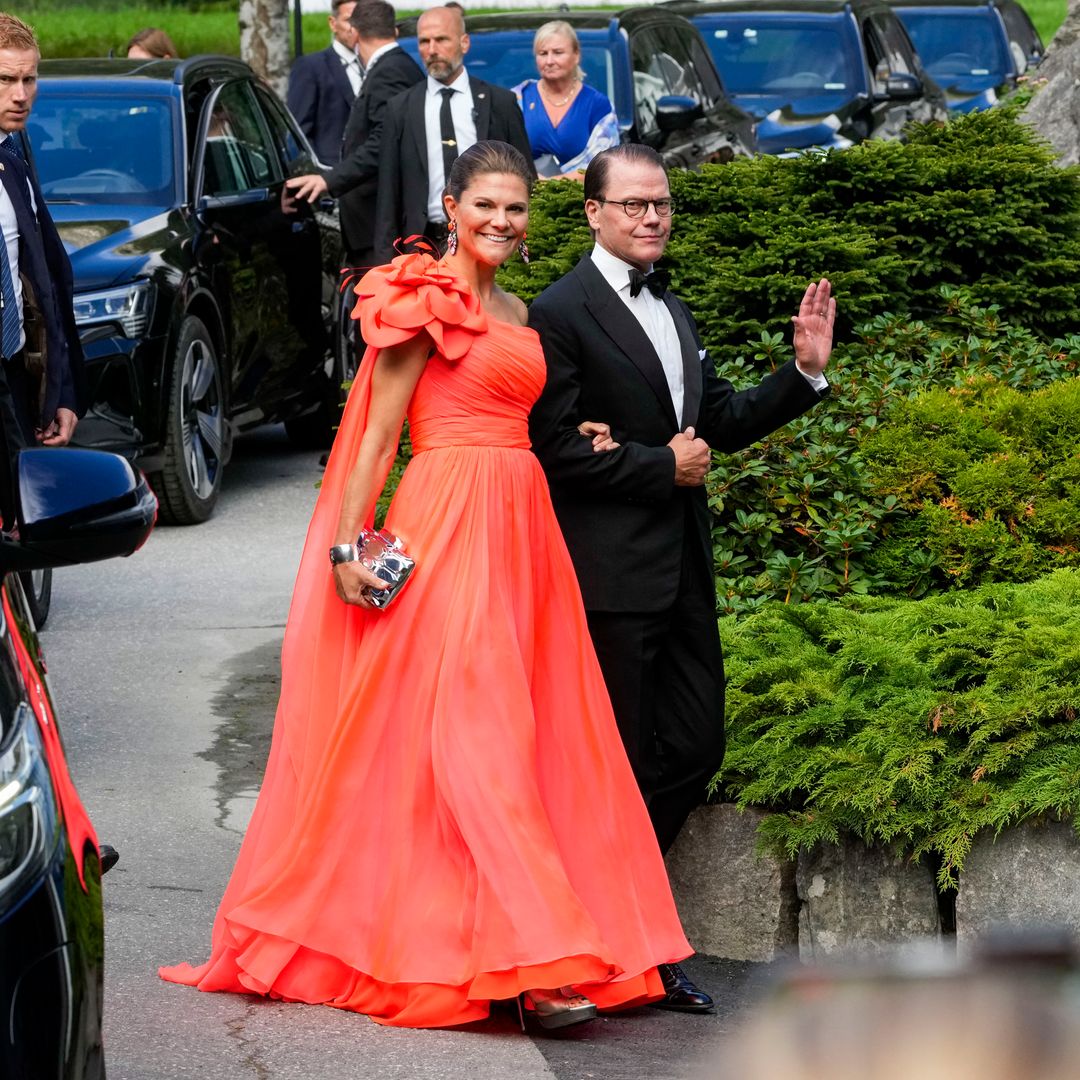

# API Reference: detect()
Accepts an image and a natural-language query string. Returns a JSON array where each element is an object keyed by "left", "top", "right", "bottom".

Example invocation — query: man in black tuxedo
[
  {"left": 286, "top": 1, "right": 424, "bottom": 268},
  {"left": 529, "top": 144, "right": 834, "bottom": 1012},
  {"left": 286, "top": 0, "right": 360, "bottom": 167},
  {"left": 373, "top": 5, "right": 533, "bottom": 261},
  {"left": 0, "top": 14, "right": 85, "bottom": 475}
]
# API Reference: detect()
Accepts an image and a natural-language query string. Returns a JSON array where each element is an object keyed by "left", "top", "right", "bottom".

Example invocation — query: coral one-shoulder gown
[{"left": 160, "top": 253, "right": 691, "bottom": 1028}]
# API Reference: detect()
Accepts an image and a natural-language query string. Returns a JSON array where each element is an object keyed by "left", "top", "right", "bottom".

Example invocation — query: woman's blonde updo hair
[{"left": 533, "top": 20, "right": 585, "bottom": 82}]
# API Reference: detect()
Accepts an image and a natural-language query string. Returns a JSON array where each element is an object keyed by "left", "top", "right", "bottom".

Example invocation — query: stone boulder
[
  {"left": 796, "top": 840, "right": 941, "bottom": 960},
  {"left": 956, "top": 818, "right": 1080, "bottom": 952},
  {"left": 1024, "top": 3, "right": 1080, "bottom": 165},
  {"left": 665, "top": 804, "right": 798, "bottom": 961}
]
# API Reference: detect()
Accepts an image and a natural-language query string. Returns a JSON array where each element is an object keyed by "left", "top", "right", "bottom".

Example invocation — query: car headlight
[
  {"left": 0, "top": 702, "right": 60, "bottom": 905},
  {"left": 72, "top": 280, "right": 155, "bottom": 338}
]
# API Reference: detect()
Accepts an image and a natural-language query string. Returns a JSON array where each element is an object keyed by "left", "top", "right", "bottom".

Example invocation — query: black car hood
[{"left": 49, "top": 204, "right": 178, "bottom": 291}]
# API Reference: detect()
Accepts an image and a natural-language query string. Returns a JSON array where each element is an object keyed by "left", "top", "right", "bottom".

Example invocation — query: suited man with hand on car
[
  {"left": 286, "top": 0, "right": 424, "bottom": 268},
  {"left": 373, "top": 4, "right": 534, "bottom": 261}
]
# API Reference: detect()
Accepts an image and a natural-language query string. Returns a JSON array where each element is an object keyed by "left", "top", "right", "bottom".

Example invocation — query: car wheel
[
  {"left": 284, "top": 293, "right": 357, "bottom": 450},
  {"left": 151, "top": 316, "right": 225, "bottom": 525},
  {"left": 18, "top": 567, "right": 51, "bottom": 628}
]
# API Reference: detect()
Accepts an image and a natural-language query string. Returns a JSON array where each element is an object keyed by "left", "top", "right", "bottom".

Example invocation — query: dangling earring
[
  {"left": 446, "top": 219, "right": 458, "bottom": 256},
  {"left": 518, "top": 232, "right": 529, "bottom": 264}
]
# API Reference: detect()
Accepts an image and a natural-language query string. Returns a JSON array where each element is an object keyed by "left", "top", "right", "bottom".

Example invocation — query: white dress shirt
[
  {"left": 591, "top": 243, "right": 685, "bottom": 424},
  {"left": 425, "top": 69, "right": 477, "bottom": 223},
  {"left": 332, "top": 38, "right": 362, "bottom": 96}
]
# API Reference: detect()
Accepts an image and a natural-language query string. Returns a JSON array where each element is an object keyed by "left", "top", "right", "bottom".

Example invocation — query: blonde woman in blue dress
[{"left": 514, "top": 21, "right": 620, "bottom": 180}]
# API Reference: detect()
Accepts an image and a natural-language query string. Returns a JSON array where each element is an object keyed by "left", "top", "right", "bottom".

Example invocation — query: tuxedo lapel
[
  {"left": 663, "top": 294, "right": 703, "bottom": 428},
  {"left": 577, "top": 256, "right": 678, "bottom": 429},
  {"left": 471, "top": 77, "right": 492, "bottom": 139}
]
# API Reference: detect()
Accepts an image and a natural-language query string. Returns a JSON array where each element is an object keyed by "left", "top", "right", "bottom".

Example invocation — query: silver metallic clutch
[{"left": 357, "top": 528, "right": 416, "bottom": 609}]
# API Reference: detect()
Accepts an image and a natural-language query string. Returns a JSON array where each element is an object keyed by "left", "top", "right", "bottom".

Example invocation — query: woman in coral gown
[{"left": 160, "top": 141, "right": 691, "bottom": 1029}]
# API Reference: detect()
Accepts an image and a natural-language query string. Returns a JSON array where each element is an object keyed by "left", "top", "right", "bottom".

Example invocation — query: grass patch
[{"left": 1021, "top": 0, "right": 1067, "bottom": 44}]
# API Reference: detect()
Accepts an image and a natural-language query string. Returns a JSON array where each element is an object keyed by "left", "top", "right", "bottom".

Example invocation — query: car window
[
  {"left": 999, "top": 1, "right": 1042, "bottom": 70},
  {"left": 895, "top": 8, "right": 1010, "bottom": 85},
  {"left": 631, "top": 29, "right": 667, "bottom": 135},
  {"left": 201, "top": 81, "right": 277, "bottom": 196},
  {"left": 646, "top": 23, "right": 713, "bottom": 107},
  {"left": 869, "top": 12, "right": 916, "bottom": 77},
  {"left": 254, "top": 85, "right": 317, "bottom": 176},
  {"left": 29, "top": 94, "right": 176, "bottom": 206},
  {"left": 695, "top": 13, "right": 866, "bottom": 99}
]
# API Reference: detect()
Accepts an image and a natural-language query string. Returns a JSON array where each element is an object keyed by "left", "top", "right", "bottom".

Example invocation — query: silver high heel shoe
[{"left": 517, "top": 986, "right": 598, "bottom": 1030}]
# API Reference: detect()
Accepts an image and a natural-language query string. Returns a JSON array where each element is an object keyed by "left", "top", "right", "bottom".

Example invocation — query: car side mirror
[
  {"left": 882, "top": 72, "right": 923, "bottom": 100},
  {"left": 656, "top": 94, "right": 704, "bottom": 133},
  {"left": 0, "top": 448, "right": 156, "bottom": 572}
]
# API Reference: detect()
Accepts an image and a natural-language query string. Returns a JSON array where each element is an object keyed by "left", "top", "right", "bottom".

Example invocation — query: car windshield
[
  {"left": 692, "top": 13, "right": 866, "bottom": 99},
  {"left": 402, "top": 31, "right": 631, "bottom": 127},
  {"left": 28, "top": 93, "right": 176, "bottom": 206},
  {"left": 895, "top": 8, "right": 1011, "bottom": 88}
]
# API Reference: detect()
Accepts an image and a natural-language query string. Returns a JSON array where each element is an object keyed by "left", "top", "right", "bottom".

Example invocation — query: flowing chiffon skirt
[{"left": 160, "top": 253, "right": 691, "bottom": 1027}]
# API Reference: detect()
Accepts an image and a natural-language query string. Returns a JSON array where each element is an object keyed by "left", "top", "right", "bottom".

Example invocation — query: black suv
[
  {"left": 0, "top": 442, "right": 156, "bottom": 1079},
  {"left": 30, "top": 57, "right": 350, "bottom": 524},
  {"left": 665, "top": 0, "right": 948, "bottom": 153},
  {"left": 397, "top": 8, "right": 759, "bottom": 167}
]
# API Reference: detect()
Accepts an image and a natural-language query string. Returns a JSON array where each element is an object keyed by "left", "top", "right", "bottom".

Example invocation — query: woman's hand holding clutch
[{"left": 333, "top": 560, "right": 392, "bottom": 608}]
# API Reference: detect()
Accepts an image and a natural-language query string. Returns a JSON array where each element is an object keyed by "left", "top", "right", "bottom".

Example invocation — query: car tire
[
  {"left": 284, "top": 293, "right": 357, "bottom": 450},
  {"left": 18, "top": 567, "right": 51, "bottom": 628},
  {"left": 150, "top": 316, "right": 226, "bottom": 525}
]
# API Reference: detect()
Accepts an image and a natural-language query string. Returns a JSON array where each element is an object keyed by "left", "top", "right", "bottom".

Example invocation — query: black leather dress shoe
[
  {"left": 99, "top": 844, "right": 119, "bottom": 875},
  {"left": 651, "top": 963, "right": 714, "bottom": 1013}
]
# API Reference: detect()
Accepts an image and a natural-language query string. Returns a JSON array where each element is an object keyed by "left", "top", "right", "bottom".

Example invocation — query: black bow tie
[{"left": 628, "top": 267, "right": 669, "bottom": 299}]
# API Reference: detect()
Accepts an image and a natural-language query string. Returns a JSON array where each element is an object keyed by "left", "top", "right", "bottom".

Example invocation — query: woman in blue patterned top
[{"left": 513, "top": 21, "right": 620, "bottom": 180}]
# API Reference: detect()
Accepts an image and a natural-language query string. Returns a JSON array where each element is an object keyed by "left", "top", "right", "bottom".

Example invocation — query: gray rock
[
  {"left": 665, "top": 804, "right": 799, "bottom": 962},
  {"left": 1024, "top": 6, "right": 1080, "bottom": 165},
  {"left": 796, "top": 840, "right": 941, "bottom": 960},
  {"left": 956, "top": 818, "right": 1080, "bottom": 952}
]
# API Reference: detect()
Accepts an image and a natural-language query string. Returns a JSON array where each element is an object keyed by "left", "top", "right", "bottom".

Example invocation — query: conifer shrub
[{"left": 715, "top": 570, "right": 1080, "bottom": 888}]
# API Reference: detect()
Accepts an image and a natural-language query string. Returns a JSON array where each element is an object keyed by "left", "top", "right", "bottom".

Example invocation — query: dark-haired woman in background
[
  {"left": 514, "top": 21, "right": 619, "bottom": 179},
  {"left": 160, "top": 140, "right": 691, "bottom": 1031}
]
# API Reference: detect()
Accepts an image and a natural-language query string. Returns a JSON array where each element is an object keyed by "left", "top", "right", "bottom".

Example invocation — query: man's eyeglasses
[{"left": 597, "top": 197, "right": 675, "bottom": 219}]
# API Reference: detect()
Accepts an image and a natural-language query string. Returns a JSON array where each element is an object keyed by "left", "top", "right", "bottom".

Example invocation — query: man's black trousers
[{"left": 585, "top": 525, "right": 725, "bottom": 855}]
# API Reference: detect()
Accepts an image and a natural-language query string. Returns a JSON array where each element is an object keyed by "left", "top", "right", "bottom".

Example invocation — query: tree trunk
[
  {"left": 1024, "top": 0, "right": 1080, "bottom": 164},
  {"left": 239, "top": 0, "right": 290, "bottom": 100}
]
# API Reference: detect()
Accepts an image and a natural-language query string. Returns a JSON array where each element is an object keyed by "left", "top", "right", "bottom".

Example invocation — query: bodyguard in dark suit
[
  {"left": 529, "top": 144, "right": 834, "bottom": 1011},
  {"left": 0, "top": 16, "right": 85, "bottom": 478},
  {"left": 286, "top": 1, "right": 424, "bottom": 267},
  {"left": 286, "top": 0, "right": 360, "bottom": 167},
  {"left": 373, "top": 5, "right": 533, "bottom": 262}
]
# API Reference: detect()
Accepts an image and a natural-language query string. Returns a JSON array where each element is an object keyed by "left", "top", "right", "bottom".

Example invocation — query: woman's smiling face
[{"left": 445, "top": 171, "right": 530, "bottom": 269}]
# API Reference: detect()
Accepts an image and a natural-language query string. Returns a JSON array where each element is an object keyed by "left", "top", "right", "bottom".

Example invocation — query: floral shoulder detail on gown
[{"left": 352, "top": 252, "right": 488, "bottom": 360}]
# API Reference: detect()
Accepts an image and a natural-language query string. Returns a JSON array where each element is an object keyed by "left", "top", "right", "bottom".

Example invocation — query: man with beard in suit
[
  {"left": 287, "top": 0, "right": 360, "bottom": 167},
  {"left": 373, "top": 5, "right": 533, "bottom": 261},
  {"left": 286, "top": 0, "right": 424, "bottom": 269},
  {"left": 528, "top": 143, "right": 834, "bottom": 1013}
]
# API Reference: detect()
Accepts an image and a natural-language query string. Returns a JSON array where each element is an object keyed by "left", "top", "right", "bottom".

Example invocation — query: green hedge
[
  {"left": 501, "top": 105, "right": 1080, "bottom": 368},
  {"left": 716, "top": 570, "right": 1080, "bottom": 887},
  {"left": 500, "top": 108, "right": 1080, "bottom": 611}
]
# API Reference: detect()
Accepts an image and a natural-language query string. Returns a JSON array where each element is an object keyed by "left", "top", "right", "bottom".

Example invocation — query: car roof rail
[{"left": 171, "top": 54, "right": 254, "bottom": 86}]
